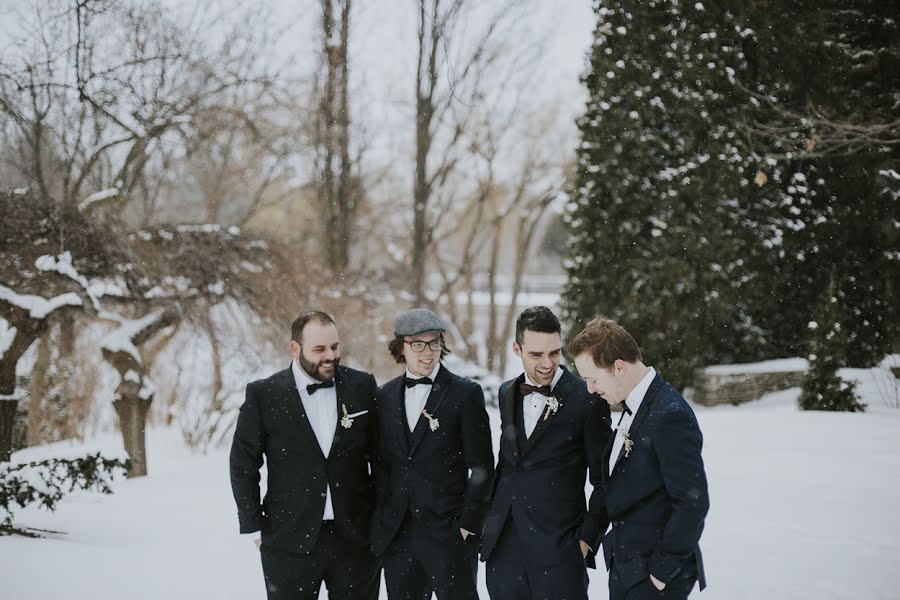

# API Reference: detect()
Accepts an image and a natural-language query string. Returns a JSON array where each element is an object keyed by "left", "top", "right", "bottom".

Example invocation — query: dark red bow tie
[{"left": 519, "top": 383, "right": 552, "bottom": 397}]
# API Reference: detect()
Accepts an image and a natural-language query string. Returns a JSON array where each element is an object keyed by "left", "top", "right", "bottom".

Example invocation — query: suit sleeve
[
  {"left": 648, "top": 406, "right": 710, "bottom": 583},
  {"left": 580, "top": 396, "right": 612, "bottom": 553},
  {"left": 459, "top": 383, "right": 495, "bottom": 534},
  {"left": 229, "top": 382, "right": 265, "bottom": 534}
]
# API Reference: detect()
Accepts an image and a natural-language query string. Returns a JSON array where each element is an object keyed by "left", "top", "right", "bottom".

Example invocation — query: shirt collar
[
  {"left": 405, "top": 361, "right": 441, "bottom": 382},
  {"left": 525, "top": 365, "right": 564, "bottom": 391},
  {"left": 624, "top": 366, "right": 656, "bottom": 416}
]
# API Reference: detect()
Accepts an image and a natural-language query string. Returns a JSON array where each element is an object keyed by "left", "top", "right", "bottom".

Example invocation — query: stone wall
[{"left": 693, "top": 360, "right": 808, "bottom": 406}]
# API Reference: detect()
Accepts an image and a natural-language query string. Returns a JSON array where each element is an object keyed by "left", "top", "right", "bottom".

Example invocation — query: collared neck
[
  {"left": 624, "top": 366, "right": 656, "bottom": 415},
  {"left": 525, "top": 365, "right": 564, "bottom": 392},
  {"left": 292, "top": 359, "right": 327, "bottom": 390},
  {"left": 405, "top": 360, "right": 441, "bottom": 382}
]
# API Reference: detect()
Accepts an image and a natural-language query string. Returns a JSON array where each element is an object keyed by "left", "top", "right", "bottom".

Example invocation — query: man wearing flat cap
[{"left": 371, "top": 308, "right": 494, "bottom": 600}]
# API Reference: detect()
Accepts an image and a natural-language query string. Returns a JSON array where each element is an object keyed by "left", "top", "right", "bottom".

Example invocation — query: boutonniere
[
  {"left": 422, "top": 409, "right": 440, "bottom": 431},
  {"left": 340, "top": 403, "right": 354, "bottom": 429},
  {"left": 618, "top": 424, "right": 634, "bottom": 458},
  {"left": 542, "top": 396, "right": 561, "bottom": 421}
]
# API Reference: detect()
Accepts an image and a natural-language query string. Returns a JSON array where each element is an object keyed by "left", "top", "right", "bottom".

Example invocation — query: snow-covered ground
[{"left": 2, "top": 365, "right": 899, "bottom": 599}]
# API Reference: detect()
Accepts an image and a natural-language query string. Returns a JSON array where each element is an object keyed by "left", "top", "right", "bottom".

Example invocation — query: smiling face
[
  {"left": 573, "top": 352, "right": 625, "bottom": 406},
  {"left": 290, "top": 321, "right": 341, "bottom": 381},
  {"left": 513, "top": 330, "right": 562, "bottom": 387},
  {"left": 401, "top": 331, "right": 442, "bottom": 377}
]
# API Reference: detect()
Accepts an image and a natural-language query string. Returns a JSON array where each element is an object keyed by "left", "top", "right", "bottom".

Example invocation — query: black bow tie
[
  {"left": 615, "top": 401, "right": 633, "bottom": 427},
  {"left": 405, "top": 376, "right": 433, "bottom": 388},
  {"left": 519, "top": 383, "right": 552, "bottom": 397},
  {"left": 306, "top": 379, "right": 335, "bottom": 395}
]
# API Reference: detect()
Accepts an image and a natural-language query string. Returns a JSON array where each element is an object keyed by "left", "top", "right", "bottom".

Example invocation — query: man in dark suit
[
  {"left": 230, "top": 310, "right": 380, "bottom": 600},
  {"left": 569, "top": 316, "right": 710, "bottom": 600},
  {"left": 481, "top": 306, "right": 612, "bottom": 600},
  {"left": 371, "top": 308, "right": 494, "bottom": 600}
]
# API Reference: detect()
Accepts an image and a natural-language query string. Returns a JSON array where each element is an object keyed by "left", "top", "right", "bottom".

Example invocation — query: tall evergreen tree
[
  {"left": 799, "top": 276, "right": 865, "bottom": 411},
  {"left": 563, "top": 0, "right": 757, "bottom": 388},
  {"left": 735, "top": 0, "right": 899, "bottom": 364},
  {"left": 565, "top": 1, "right": 898, "bottom": 388}
]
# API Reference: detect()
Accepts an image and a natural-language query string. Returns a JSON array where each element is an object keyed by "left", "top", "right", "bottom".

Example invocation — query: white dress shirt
[
  {"left": 292, "top": 360, "right": 336, "bottom": 520},
  {"left": 405, "top": 362, "right": 442, "bottom": 432},
  {"left": 609, "top": 367, "right": 656, "bottom": 476},
  {"left": 522, "top": 367, "right": 564, "bottom": 438}
]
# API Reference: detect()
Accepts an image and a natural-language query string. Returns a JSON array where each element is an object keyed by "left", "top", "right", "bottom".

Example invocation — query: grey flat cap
[{"left": 393, "top": 308, "right": 448, "bottom": 337}]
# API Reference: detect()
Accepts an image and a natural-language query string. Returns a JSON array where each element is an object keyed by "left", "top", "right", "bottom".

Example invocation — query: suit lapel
[
  {"left": 282, "top": 365, "right": 326, "bottom": 461},
  {"left": 610, "top": 373, "right": 664, "bottom": 479},
  {"left": 327, "top": 368, "right": 347, "bottom": 457},
  {"left": 391, "top": 377, "right": 411, "bottom": 455},
  {"left": 601, "top": 430, "right": 616, "bottom": 486},
  {"left": 408, "top": 365, "right": 451, "bottom": 455},
  {"left": 501, "top": 374, "right": 523, "bottom": 462}
]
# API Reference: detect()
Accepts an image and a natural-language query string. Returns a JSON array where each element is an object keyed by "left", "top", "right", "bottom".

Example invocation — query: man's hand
[
  {"left": 650, "top": 574, "right": 666, "bottom": 591},
  {"left": 460, "top": 528, "right": 472, "bottom": 541},
  {"left": 579, "top": 539, "right": 591, "bottom": 559},
  {"left": 254, "top": 538, "right": 262, "bottom": 550}
]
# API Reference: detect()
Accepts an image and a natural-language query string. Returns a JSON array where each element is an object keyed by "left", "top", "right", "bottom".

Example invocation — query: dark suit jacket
[
  {"left": 481, "top": 366, "right": 612, "bottom": 567},
  {"left": 229, "top": 364, "right": 378, "bottom": 554},
  {"left": 600, "top": 372, "right": 709, "bottom": 590},
  {"left": 370, "top": 364, "right": 494, "bottom": 555}
]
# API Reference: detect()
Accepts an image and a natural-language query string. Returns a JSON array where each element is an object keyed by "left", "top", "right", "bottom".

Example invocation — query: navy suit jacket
[
  {"left": 481, "top": 366, "right": 612, "bottom": 567},
  {"left": 370, "top": 364, "right": 494, "bottom": 555},
  {"left": 229, "top": 365, "right": 378, "bottom": 553},
  {"left": 601, "top": 372, "right": 710, "bottom": 590}
]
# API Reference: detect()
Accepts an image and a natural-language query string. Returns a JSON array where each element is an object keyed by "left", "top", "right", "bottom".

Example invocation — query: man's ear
[
  {"left": 513, "top": 341, "right": 522, "bottom": 357},
  {"left": 290, "top": 340, "right": 301, "bottom": 356}
]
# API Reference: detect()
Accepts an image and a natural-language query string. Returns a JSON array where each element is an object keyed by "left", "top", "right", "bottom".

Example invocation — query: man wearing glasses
[{"left": 371, "top": 308, "right": 494, "bottom": 600}]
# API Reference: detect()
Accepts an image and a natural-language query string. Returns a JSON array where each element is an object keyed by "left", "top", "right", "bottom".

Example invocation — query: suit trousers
[
  {"left": 607, "top": 553, "right": 698, "bottom": 600},
  {"left": 260, "top": 521, "right": 380, "bottom": 600},
  {"left": 486, "top": 517, "right": 587, "bottom": 600},
  {"left": 382, "top": 513, "right": 479, "bottom": 600}
]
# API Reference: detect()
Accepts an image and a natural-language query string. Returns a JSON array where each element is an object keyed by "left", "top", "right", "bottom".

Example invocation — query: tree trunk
[
  {"left": 485, "top": 219, "right": 503, "bottom": 373},
  {"left": 26, "top": 332, "right": 51, "bottom": 446},
  {"left": 0, "top": 310, "right": 46, "bottom": 462},
  {"left": 0, "top": 401, "right": 16, "bottom": 462},
  {"left": 113, "top": 396, "right": 151, "bottom": 477},
  {"left": 316, "top": 0, "right": 354, "bottom": 275}
]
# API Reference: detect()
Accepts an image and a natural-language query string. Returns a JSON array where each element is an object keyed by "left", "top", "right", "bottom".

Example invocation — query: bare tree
[
  {"left": 0, "top": 0, "right": 281, "bottom": 225},
  {"left": 410, "top": 0, "right": 524, "bottom": 304}
]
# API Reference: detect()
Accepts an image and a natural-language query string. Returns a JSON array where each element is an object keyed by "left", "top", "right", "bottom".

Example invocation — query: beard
[{"left": 298, "top": 353, "right": 339, "bottom": 382}]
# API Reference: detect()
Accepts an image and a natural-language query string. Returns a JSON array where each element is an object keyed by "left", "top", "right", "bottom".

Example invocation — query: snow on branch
[
  {"left": 78, "top": 188, "right": 120, "bottom": 212},
  {"left": 0, "top": 319, "right": 15, "bottom": 362},
  {"left": 35, "top": 252, "right": 100, "bottom": 310},
  {"left": 0, "top": 285, "right": 83, "bottom": 319},
  {"left": 99, "top": 309, "right": 170, "bottom": 363}
]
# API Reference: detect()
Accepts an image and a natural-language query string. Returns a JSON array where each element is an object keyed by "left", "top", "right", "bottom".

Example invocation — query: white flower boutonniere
[
  {"left": 543, "top": 396, "right": 561, "bottom": 421},
  {"left": 618, "top": 424, "right": 634, "bottom": 458},
  {"left": 340, "top": 404, "right": 354, "bottom": 429},
  {"left": 422, "top": 409, "right": 440, "bottom": 431}
]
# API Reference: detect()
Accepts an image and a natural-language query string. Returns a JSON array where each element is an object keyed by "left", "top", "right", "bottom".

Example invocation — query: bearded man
[{"left": 230, "top": 310, "right": 380, "bottom": 600}]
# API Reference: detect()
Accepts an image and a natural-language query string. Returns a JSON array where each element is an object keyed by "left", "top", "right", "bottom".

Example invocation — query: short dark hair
[
  {"left": 515, "top": 306, "right": 561, "bottom": 345},
  {"left": 291, "top": 310, "right": 335, "bottom": 344},
  {"left": 567, "top": 316, "right": 642, "bottom": 369},
  {"left": 387, "top": 332, "right": 452, "bottom": 364}
]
